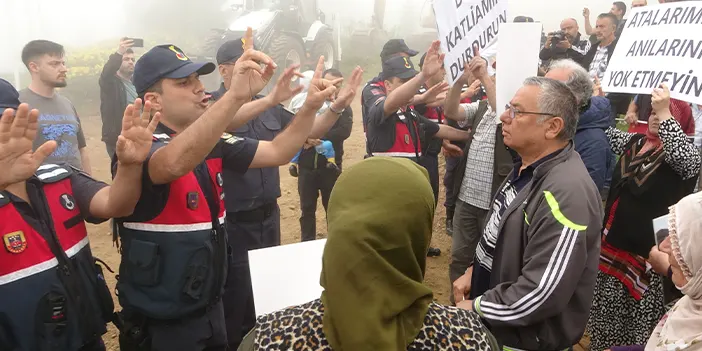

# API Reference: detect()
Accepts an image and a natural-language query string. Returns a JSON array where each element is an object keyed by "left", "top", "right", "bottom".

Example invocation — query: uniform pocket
[
  {"left": 181, "top": 246, "right": 212, "bottom": 301},
  {"left": 261, "top": 113, "right": 282, "bottom": 132},
  {"left": 127, "top": 240, "right": 161, "bottom": 287}
]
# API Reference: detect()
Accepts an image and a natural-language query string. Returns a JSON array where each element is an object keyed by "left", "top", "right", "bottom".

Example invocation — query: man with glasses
[{"left": 452, "top": 77, "right": 603, "bottom": 351}]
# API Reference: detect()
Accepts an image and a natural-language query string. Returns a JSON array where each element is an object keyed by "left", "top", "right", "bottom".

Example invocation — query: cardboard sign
[
  {"left": 433, "top": 0, "right": 508, "bottom": 85},
  {"left": 496, "top": 23, "right": 543, "bottom": 117},
  {"left": 248, "top": 239, "right": 327, "bottom": 316},
  {"left": 602, "top": 2, "right": 702, "bottom": 104}
]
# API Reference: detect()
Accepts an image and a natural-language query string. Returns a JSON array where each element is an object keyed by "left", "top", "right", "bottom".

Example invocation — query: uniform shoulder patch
[
  {"left": 221, "top": 133, "right": 244, "bottom": 145},
  {"left": 374, "top": 96, "right": 386, "bottom": 106},
  {"left": 35, "top": 164, "right": 73, "bottom": 184},
  {"left": 152, "top": 133, "right": 171, "bottom": 143}
]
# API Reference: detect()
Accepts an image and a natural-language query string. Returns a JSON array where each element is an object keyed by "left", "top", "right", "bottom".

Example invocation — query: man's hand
[
  {"left": 555, "top": 39, "right": 572, "bottom": 50},
  {"left": 303, "top": 138, "right": 321, "bottom": 150},
  {"left": 651, "top": 84, "right": 672, "bottom": 120},
  {"left": 468, "top": 47, "right": 489, "bottom": 81},
  {"left": 593, "top": 76, "right": 605, "bottom": 97},
  {"left": 545, "top": 35, "right": 553, "bottom": 48},
  {"left": 331, "top": 66, "right": 364, "bottom": 111},
  {"left": 625, "top": 111, "right": 638, "bottom": 125},
  {"left": 421, "top": 40, "right": 446, "bottom": 79},
  {"left": 0, "top": 104, "right": 57, "bottom": 189},
  {"left": 456, "top": 299, "right": 474, "bottom": 311},
  {"left": 118, "top": 38, "right": 134, "bottom": 55},
  {"left": 116, "top": 99, "right": 161, "bottom": 165},
  {"left": 304, "top": 56, "right": 343, "bottom": 111},
  {"left": 648, "top": 245, "right": 670, "bottom": 276},
  {"left": 583, "top": 7, "right": 590, "bottom": 17},
  {"left": 452, "top": 267, "right": 473, "bottom": 303},
  {"left": 268, "top": 64, "right": 305, "bottom": 105},
  {"left": 416, "top": 82, "right": 449, "bottom": 106},
  {"left": 460, "top": 79, "right": 482, "bottom": 101},
  {"left": 442, "top": 141, "right": 463, "bottom": 158},
  {"left": 230, "top": 27, "right": 277, "bottom": 100}
]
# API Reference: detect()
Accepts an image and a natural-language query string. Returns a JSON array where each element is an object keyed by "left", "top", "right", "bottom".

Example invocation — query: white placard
[
  {"left": 248, "top": 239, "right": 327, "bottom": 316},
  {"left": 496, "top": 23, "right": 542, "bottom": 117},
  {"left": 602, "top": 2, "right": 702, "bottom": 105},
  {"left": 433, "top": 0, "right": 508, "bottom": 86}
]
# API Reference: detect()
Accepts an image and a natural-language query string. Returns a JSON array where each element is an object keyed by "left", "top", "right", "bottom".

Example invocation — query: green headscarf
[{"left": 320, "top": 157, "right": 436, "bottom": 351}]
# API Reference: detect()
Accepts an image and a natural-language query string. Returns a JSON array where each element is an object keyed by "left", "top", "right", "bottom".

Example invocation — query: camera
[{"left": 549, "top": 30, "right": 568, "bottom": 43}]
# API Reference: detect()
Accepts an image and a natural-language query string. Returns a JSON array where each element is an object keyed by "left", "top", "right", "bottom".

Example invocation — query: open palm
[
  {"left": 0, "top": 104, "right": 57, "bottom": 187},
  {"left": 230, "top": 27, "right": 277, "bottom": 100},
  {"left": 115, "top": 99, "right": 161, "bottom": 165},
  {"left": 305, "top": 56, "right": 343, "bottom": 111}
]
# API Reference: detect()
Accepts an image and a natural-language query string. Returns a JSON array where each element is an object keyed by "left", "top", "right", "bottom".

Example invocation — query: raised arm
[
  {"left": 653, "top": 85, "right": 701, "bottom": 180},
  {"left": 90, "top": 100, "right": 161, "bottom": 218},
  {"left": 148, "top": 28, "right": 274, "bottom": 185},
  {"left": 100, "top": 39, "right": 131, "bottom": 84},
  {"left": 0, "top": 104, "right": 57, "bottom": 191},
  {"left": 583, "top": 8, "right": 594, "bottom": 35},
  {"left": 308, "top": 66, "right": 363, "bottom": 139},
  {"left": 249, "top": 57, "right": 341, "bottom": 168}
]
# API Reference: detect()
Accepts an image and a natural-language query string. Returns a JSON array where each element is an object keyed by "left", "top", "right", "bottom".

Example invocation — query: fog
[{"left": 0, "top": 0, "right": 633, "bottom": 76}]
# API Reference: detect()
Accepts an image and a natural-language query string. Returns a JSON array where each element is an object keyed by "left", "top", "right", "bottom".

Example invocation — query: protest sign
[
  {"left": 496, "top": 23, "right": 542, "bottom": 116},
  {"left": 602, "top": 2, "right": 702, "bottom": 104},
  {"left": 433, "top": 0, "right": 508, "bottom": 85},
  {"left": 249, "top": 239, "right": 327, "bottom": 316}
]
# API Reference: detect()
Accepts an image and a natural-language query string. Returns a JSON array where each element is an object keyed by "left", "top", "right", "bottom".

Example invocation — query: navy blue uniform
[{"left": 212, "top": 86, "right": 294, "bottom": 349}]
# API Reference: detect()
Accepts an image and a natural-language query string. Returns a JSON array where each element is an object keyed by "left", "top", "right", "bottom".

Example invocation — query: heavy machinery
[{"left": 208, "top": 0, "right": 341, "bottom": 78}]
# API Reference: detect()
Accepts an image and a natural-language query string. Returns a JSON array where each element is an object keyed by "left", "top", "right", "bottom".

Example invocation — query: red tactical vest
[
  {"left": 371, "top": 109, "right": 423, "bottom": 158},
  {"left": 0, "top": 164, "right": 106, "bottom": 350},
  {"left": 116, "top": 134, "right": 228, "bottom": 320}
]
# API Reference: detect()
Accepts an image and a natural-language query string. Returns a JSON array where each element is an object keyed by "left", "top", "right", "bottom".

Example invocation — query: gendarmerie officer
[
  {"left": 212, "top": 39, "right": 361, "bottom": 349},
  {"left": 0, "top": 79, "right": 157, "bottom": 350},
  {"left": 115, "top": 34, "right": 341, "bottom": 350}
]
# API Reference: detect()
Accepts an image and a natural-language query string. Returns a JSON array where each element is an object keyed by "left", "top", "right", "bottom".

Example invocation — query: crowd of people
[{"left": 0, "top": 0, "right": 701, "bottom": 350}]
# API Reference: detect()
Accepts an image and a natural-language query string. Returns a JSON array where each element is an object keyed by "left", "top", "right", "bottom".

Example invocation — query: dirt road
[{"left": 81, "top": 99, "right": 454, "bottom": 349}]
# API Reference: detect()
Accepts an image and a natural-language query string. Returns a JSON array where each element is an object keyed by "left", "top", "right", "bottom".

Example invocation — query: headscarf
[
  {"left": 645, "top": 192, "right": 702, "bottom": 351},
  {"left": 320, "top": 157, "right": 435, "bottom": 351},
  {"left": 632, "top": 95, "right": 694, "bottom": 144}
]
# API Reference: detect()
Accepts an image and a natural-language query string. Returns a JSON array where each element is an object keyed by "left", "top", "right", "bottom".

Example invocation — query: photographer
[{"left": 539, "top": 18, "right": 591, "bottom": 67}]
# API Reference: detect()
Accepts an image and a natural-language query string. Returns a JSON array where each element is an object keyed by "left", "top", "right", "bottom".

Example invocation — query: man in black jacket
[
  {"left": 292, "top": 68, "right": 353, "bottom": 242},
  {"left": 99, "top": 38, "right": 136, "bottom": 158},
  {"left": 539, "top": 18, "right": 591, "bottom": 67}
]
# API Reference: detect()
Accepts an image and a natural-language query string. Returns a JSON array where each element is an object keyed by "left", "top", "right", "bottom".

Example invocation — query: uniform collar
[{"left": 154, "top": 123, "right": 178, "bottom": 137}]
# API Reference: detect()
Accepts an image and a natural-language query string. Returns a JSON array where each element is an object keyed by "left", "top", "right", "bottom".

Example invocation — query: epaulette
[
  {"left": 34, "top": 164, "right": 73, "bottom": 184},
  {"left": 152, "top": 133, "right": 171, "bottom": 143},
  {"left": 221, "top": 132, "right": 245, "bottom": 145}
]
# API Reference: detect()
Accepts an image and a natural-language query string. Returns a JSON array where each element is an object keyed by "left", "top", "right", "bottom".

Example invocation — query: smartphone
[
  {"left": 128, "top": 38, "right": 144, "bottom": 48},
  {"left": 652, "top": 214, "right": 670, "bottom": 249}
]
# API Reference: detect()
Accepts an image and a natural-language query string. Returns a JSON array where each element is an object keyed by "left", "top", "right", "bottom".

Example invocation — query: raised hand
[
  {"left": 304, "top": 56, "right": 343, "bottom": 111},
  {"left": 417, "top": 81, "right": 449, "bottom": 106},
  {"left": 651, "top": 84, "right": 672, "bottom": 119},
  {"left": 0, "top": 104, "right": 57, "bottom": 188},
  {"left": 332, "top": 66, "right": 364, "bottom": 109},
  {"left": 593, "top": 76, "right": 605, "bottom": 97},
  {"left": 269, "top": 64, "right": 305, "bottom": 105},
  {"left": 461, "top": 79, "right": 482, "bottom": 100},
  {"left": 115, "top": 98, "right": 161, "bottom": 165},
  {"left": 421, "top": 40, "right": 446, "bottom": 79},
  {"left": 230, "top": 27, "right": 278, "bottom": 100},
  {"left": 118, "top": 38, "right": 134, "bottom": 55},
  {"left": 468, "top": 47, "right": 489, "bottom": 80},
  {"left": 583, "top": 8, "right": 590, "bottom": 17}
]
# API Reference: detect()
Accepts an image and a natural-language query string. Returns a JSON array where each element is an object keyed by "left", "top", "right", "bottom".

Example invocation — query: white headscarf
[{"left": 645, "top": 192, "right": 702, "bottom": 351}]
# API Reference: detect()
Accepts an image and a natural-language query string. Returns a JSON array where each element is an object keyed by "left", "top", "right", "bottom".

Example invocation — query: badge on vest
[
  {"left": 60, "top": 194, "right": 76, "bottom": 211},
  {"left": 187, "top": 192, "right": 199, "bottom": 210},
  {"left": 404, "top": 134, "right": 410, "bottom": 144},
  {"left": 216, "top": 173, "right": 223, "bottom": 187},
  {"left": 3, "top": 231, "right": 27, "bottom": 254},
  {"left": 221, "top": 133, "right": 244, "bottom": 145}
]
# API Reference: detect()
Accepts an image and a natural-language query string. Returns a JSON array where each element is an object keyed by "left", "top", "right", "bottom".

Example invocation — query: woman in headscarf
[
  {"left": 238, "top": 157, "right": 498, "bottom": 351},
  {"left": 626, "top": 94, "right": 695, "bottom": 135},
  {"left": 608, "top": 191, "right": 702, "bottom": 351},
  {"left": 587, "top": 85, "right": 701, "bottom": 351}
]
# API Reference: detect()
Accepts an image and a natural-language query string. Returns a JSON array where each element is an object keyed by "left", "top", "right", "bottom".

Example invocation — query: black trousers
[
  {"left": 298, "top": 167, "right": 339, "bottom": 242},
  {"left": 419, "top": 153, "right": 440, "bottom": 204},
  {"left": 443, "top": 155, "right": 462, "bottom": 219},
  {"left": 222, "top": 206, "right": 280, "bottom": 350}
]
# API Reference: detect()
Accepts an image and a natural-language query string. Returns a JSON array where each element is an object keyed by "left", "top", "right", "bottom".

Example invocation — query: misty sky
[{"left": 0, "top": 0, "right": 630, "bottom": 73}]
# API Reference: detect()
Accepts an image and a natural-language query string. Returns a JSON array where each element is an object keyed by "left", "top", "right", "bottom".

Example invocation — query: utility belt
[{"left": 229, "top": 202, "right": 276, "bottom": 223}]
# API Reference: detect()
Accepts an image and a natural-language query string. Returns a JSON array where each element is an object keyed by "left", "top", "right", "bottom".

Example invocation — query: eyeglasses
[{"left": 504, "top": 104, "right": 557, "bottom": 119}]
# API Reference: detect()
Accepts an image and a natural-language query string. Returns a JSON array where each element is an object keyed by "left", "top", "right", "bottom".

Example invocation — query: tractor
[{"left": 206, "top": 0, "right": 341, "bottom": 92}]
